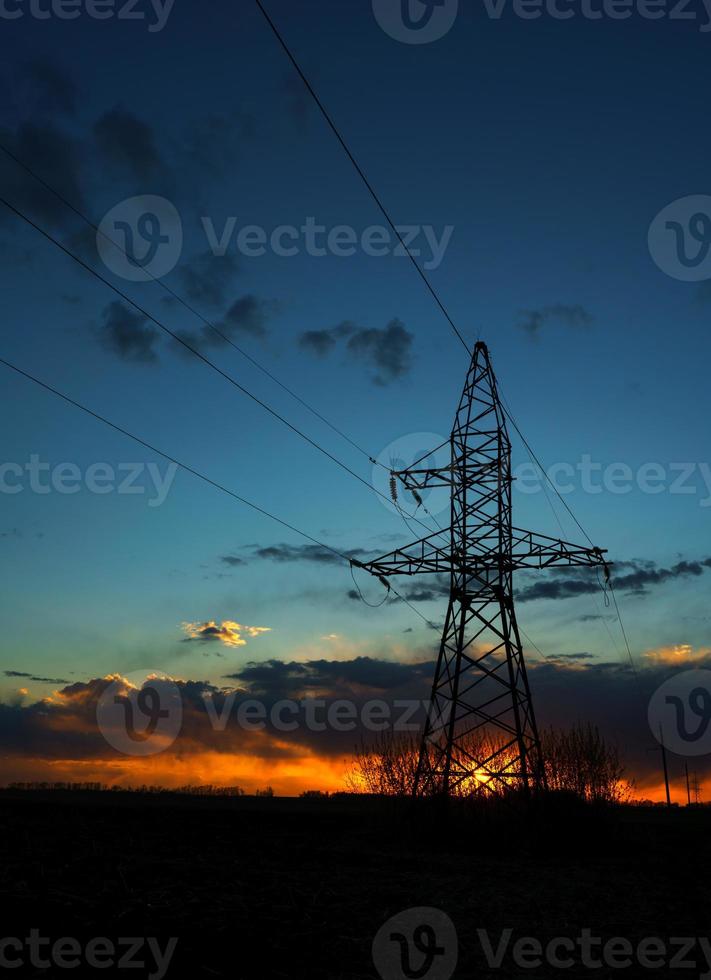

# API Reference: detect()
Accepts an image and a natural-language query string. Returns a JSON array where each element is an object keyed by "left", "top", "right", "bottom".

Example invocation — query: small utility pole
[
  {"left": 685, "top": 762, "right": 691, "bottom": 806},
  {"left": 659, "top": 725, "right": 671, "bottom": 807}
]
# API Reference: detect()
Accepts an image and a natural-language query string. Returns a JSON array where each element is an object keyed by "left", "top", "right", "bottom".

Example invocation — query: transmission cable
[
  {"left": 0, "top": 141, "right": 385, "bottom": 471},
  {"left": 253, "top": 0, "right": 472, "bottom": 357},
  {"left": 0, "top": 194, "right": 446, "bottom": 543},
  {"left": 0, "top": 352, "right": 438, "bottom": 631},
  {"left": 254, "top": 0, "right": 603, "bottom": 559}
]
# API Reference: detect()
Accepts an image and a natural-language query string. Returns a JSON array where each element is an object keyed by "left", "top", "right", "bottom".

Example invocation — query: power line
[
  {"left": 0, "top": 141, "right": 379, "bottom": 470},
  {"left": 0, "top": 352, "right": 438, "bottom": 632},
  {"left": 253, "top": 0, "right": 472, "bottom": 358},
  {"left": 0, "top": 193, "right": 445, "bottom": 543},
  {"left": 253, "top": 0, "right": 604, "bottom": 566},
  {"left": 0, "top": 137, "right": 447, "bottom": 545},
  {"left": 501, "top": 394, "right": 596, "bottom": 549}
]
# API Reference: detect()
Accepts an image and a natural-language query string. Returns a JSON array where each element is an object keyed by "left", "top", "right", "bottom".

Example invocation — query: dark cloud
[
  {"left": 221, "top": 294, "right": 271, "bottom": 339},
  {"left": 0, "top": 122, "right": 85, "bottom": 230},
  {"left": 517, "top": 558, "right": 711, "bottom": 602},
  {"left": 93, "top": 107, "right": 163, "bottom": 181},
  {"left": 299, "top": 329, "right": 337, "bottom": 357},
  {"left": 176, "top": 294, "right": 274, "bottom": 352},
  {"left": 518, "top": 304, "right": 593, "bottom": 340},
  {"left": 99, "top": 300, "right": 160, "bottom": 364},
  {"left": 220, "top": 555, "right": 245, "bottom": 568},
  {"left": 4, "top": 670, "right": 70, "bottom": 684},
  {"left": 399, "top": 575, "right": 449, "bottom": 603},
  {"left": 546, "top": 652, "right": 594, "bottom": 662},
  {"left": 346, "top": 319, "right": 413, "bottom": 384},
  {"left": 244, "top": 543, "right": 373, "bottom": 565},
  {"left": 224, "top": 656, "right": 432, "bottom": 699},
  {"left": 177, "top": 251, "right": 239, "bottom": 308},
  {"left": 21, "top": 60, "right": 76, "bottom": 117},
  {"left": 298, "top": 318, "right": 413, "bottom": 385},
  {"left": 0, "top": 652, "right": 709, "bottom": 794}
]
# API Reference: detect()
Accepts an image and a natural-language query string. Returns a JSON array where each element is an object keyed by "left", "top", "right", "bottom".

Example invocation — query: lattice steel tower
[{"left": 355, "top": 342, "right": 609, "bottom": 797}]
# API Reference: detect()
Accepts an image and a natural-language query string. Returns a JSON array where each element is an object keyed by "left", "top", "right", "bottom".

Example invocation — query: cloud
[
  {"left": 299, "top": 319, "right": 414, "bottom": 385},
  {"left": 518, "top": 304, "right": 593, "bottom": 340},
  {"left": 517, "top": 558, "right": 711, "bottom": 602},
  {"left": 3, "top": 651, "right": 711, "bottom": 795},
  {"left": 99, "top": 300, "right": 160, "bottom": 363},
  {"left": 219, "top": 555, "right": 245, "bottom": 568},
  {"left": 642, "top": 643, "right": 711, "bottom": 665},
  {"left": 0, "top": 122, "right": 85, "bottom": 230},
  {"left": 181, "top": 620, "right": 271, "bottom": 648},
  {"left": 238, "top": 543, "right": 373, "bottom": 566},
  {"left": 17, "top": 59, "right": 76, "bottom": 117},
  {"left": 399, "top": 575, "right": 449, "bottom": 603},
  {"left": 299, "top": 329, "right": 339, "bottom": 357},
  {"left": 176, "top": 294, "right": 274, "bottom": 352},
  {"left": 4, "top": 670, "right": 70, "bottom": 684},
  {"left": 93, "top": 107, "right": 163, "bottom": 181},
  {"left": 223, "top": 656, "right": 432, "bottom": 699},
  {"left": 221, "top": 295, "right": 271, "bottom": 339},
  {"left": 177, "top": 251, "right": 239, "bottom": 307}
]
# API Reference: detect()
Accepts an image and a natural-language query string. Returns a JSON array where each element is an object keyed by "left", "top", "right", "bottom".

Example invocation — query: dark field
[{"left": 0, "top": 789, "right": 708, "bottom": 979}]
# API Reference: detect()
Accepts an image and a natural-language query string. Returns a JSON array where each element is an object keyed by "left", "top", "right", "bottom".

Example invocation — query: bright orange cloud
[
  {"left": 181, "top": 620, "right": 271, "bottom": 648},
  {"left": 643, "top": 643, "right": 711, "bottom": 665}
]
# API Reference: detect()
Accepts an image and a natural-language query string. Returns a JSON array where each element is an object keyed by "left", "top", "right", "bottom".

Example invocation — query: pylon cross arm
[
  {"left": 353, "top": 527, "right": 610, "bottom": 579},
  {"left": 353, "top": 528, "right": 451, "bottom": 577},
  {"left": 509, "top": 527, "right": 611, "bottom": 570}
]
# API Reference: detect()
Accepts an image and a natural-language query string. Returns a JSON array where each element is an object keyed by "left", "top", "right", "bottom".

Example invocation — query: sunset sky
[{"left": 0, "top": 1, "right": 709, "bottom": 799}]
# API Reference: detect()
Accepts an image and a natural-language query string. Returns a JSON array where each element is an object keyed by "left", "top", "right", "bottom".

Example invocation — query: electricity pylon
[{"left": 354, "top": 342, "right": 609, "bottom": 797}]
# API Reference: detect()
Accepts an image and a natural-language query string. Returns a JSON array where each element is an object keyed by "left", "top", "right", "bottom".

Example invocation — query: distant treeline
[
  {"left": 3, "top": 782, "right": 336, "bottom": 798},
  {"left": 6, "top": 782, "right": 249, "bottom": 796}
]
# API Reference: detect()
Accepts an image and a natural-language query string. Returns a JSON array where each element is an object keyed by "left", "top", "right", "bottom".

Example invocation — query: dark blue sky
[{"left": 0, "top": 0, "right": 709, "bottom": 772}]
